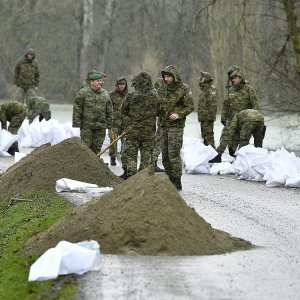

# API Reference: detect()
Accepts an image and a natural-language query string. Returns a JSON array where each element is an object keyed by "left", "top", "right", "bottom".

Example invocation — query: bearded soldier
[
  {"left": 197, "top": 71, "right": 218, "bottom": 148},
  {"left": 157, "top": 65, "right": 194, "bottom": 190}
]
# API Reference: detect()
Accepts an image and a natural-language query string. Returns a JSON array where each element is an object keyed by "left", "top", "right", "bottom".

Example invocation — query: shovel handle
[{"left": 97, "top": 131, "right": 126, "bottom": 156}]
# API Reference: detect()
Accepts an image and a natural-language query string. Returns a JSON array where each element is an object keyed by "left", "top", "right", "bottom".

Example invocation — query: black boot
[
  {"left": 110, "top": 157, "right": 116, "bottom": 166},
  {"left": 209, "top": 153, "right": 222, "bottom": 163},
  {"left": 169, "top": 176, "right": 182, "bottom": 190},
  {"left": 154, "top": 160, "right": 164, "bottom": 172},
  {"left": 119, "top": 172, "right": 128, "bottom": 180}
]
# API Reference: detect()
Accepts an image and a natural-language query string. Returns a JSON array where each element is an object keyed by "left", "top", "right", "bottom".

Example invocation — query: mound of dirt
[
  {"left": 25, "top": 168, "right": 253, "bottom": 257},
  {"left": 0, "top": 137, "right": 122, "bottom": 199}
]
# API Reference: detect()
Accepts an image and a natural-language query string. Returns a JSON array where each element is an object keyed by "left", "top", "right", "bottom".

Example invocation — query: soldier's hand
[{"left": 169, "top": 113, "right": 179, "bottom": 121}]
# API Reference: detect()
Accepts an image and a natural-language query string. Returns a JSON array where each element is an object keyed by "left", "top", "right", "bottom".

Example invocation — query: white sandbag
[
  {"left": 28, "top": 240, "right": 98, "bottom": 281},
  {"left": 14, "top": 152, "right": 28, "bottom": 163},
  {"left": 181, "top": 137, "right": 217, "bottom": 174},
  {"left": 55, "top": 178, "right": 113, "bottom": 193},
  {"left": 0, "top": 129, "right": 18, "bottom": 155},
  {"left": 210, "top": 162, "right": 235, "bottom": 175},
  {"left": 233, "top": 145, "right": 271, "bottom": 181},
  {"left": 285, "top": 174, "right": 300, "bottom": 187}
]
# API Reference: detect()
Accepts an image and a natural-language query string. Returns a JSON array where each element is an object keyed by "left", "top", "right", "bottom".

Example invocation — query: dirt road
[{"left": 73, "top": 162, "right": 300, "bottom": 300}]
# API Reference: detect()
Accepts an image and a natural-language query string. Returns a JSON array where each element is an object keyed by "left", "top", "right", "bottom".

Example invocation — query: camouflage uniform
[
  {"left": 13, "top": 49, "right": 39, "bottom": 104},
  {"left": 109, "top": 77, "right": 128, "bottom": 167},
  {"left": 121, "top": 72, "right": 160, "bottom": 177},
  {"left": 228, "top": 109, "right": 266, "bottom": 151},
  {"left": 26, "top": 96, "right": 51, "bottom": 123},
  {"left": 0, "top": 101, "right": 27, "bottom": 154},
  {"left": 197, "top": 71, "right": 218, "bottom": 148},
  {"left": 158, "top": 65, "right": 194, "bottom": 188},
  {"left": 72, "top": 77, "right": 112, "bottom": 154},
  {"left": 217, "top": 70, "right": 258, "bottom": 154}
]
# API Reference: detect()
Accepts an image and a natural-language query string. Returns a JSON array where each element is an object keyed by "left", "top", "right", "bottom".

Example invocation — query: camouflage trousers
[
  {"left": 161, "top": 127, "right": 184, "bottom": 177},
  {"left": 80, "top": 127, "right": 106, "bottom": 154},
  {"left": 153, "top": 123, "right": 161, "bottom": 161},
  {"left": 122, "top": 127, "right": 155, "bottom": 176},
  {"left": 108, "top": 128, "right": 127, "bottom": 169},
  {"left": 15, "top": 87, "right": 35, "bottom": 104},
  {"left": 236, "top": 122, "right": 266, "bottom": 150},
  {"left": 200, "top": 120, "right": 215, "bottom": 148},
  {"left": 216, "top": 125, "right": 229, "bottom": 154},
  {"left": 8, "top": 110, "right": 27, "bottom": 153}
]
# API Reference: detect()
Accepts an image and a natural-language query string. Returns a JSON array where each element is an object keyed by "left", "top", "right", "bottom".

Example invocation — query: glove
[
  {"left": 229, "top": 148, "right": 236, "bottom": 157},
  {"left": 221, "top": 119, "right": 226, "bottom": 126}
]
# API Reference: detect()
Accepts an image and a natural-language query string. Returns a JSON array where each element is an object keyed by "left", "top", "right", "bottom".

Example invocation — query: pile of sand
[
  {"left": 0, "top": 137, "right": 122, "bottom": 200},
  {"left": 25, "top": 168, "right": 253, "bottom": 257}
]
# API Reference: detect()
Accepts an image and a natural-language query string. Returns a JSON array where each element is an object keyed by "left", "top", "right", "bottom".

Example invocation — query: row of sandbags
[
  {"left": 0, "top": 117, "right": 80, "bottom": 156},
  {"left": 181, "top": 137, "right": 300, "bottom": 188}
]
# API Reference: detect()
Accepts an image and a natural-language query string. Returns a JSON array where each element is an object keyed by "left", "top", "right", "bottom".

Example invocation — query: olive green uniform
[{"left": 26, "top": 96, "right": 51, "bottom": 123}]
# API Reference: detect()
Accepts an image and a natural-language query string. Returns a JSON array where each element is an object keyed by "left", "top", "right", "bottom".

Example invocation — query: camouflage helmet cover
[
  {"left": 230, "top": 70, "right": 245, "bottom": 81},
  {"left": 227, "top": 65, "right": 240, "bottom": 76}
]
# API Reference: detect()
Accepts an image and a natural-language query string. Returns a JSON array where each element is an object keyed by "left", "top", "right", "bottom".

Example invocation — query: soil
[
  {"left": 0, "top": 137, "right": 122, "bottom": 200},
  {"left": 25, "top": 167, "right": 253, "bottom": 257}
]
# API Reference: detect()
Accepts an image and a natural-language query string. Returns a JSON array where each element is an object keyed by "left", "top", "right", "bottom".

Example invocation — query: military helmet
[
  {"left": 200, "top": 71, "right": 213, "bottom": 82},
  {"left": 131, "top": 71, "right": 152, "bottom": 88},
  {"left": 227, "top": 65, "right": 240, "bottom": 76}
]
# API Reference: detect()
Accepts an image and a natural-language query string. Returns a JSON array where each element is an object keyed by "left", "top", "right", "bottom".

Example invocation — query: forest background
[{"left": 0, "top": 0, "right": 299, "bottom": 113}]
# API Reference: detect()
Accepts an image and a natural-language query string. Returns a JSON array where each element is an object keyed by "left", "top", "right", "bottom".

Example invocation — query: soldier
[
  {"left": 211, "top": 69, "right": 259, "bottom": 163},
  {"left": 13, "top": 48, "right": 40, "bottom": 104},
  {"left": 227, "top": 109, "right": 266, "bottom": 155},
  {"left": 120, "top": 71, "right": 160, "bottom": 179},
  {"left": 26, "top": 96, "right": 51, "bottom": 123},
  {"left": 0, "top": 101, "right": 27, "bottom": 155},
  {"left": 109, "top": 77, "right": 128, "bottom": 166},
  {"left": 158, "top": 65, "right": 194, "bottom": 190},
  {"left": 72, "top": 72, "right": 112, "bottom": 154},
  {"left": 197, "top": 71, "right": 218, "bottom": 148}
]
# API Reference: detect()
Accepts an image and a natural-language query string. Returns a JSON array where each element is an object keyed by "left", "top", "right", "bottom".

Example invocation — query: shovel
[{"left": 97, "top": 131, "right": 126, "bottom": 157}]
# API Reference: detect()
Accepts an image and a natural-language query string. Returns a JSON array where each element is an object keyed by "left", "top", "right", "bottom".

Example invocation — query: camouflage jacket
[
  {"left": 227, "top": 109, "right": 264, "bottom": 147},
  {"left": 0, "top": 101, "right": 27, "bottom": 129},
  {"left": 13, "top": 57, "right": 39, "bottom": 88},
  {"left": 158, "top": 65, "right": 194, "bottom": 128},
  {"left": 27, "top": 96, "right": 50, "bottom": 122},
  {"left": 109, "top": 78, "right": 128, "bottom": 130},
  {"left": 198, "top": 83, "right": 218, "bottom": 122},
  {"left": 73, "top": 86, "right": 113, "bottom": 130},
  {"left": 121, "top": 89, "right": 160, "bottom": 131},
  {"left": 221, "top": 83, "right": 258, "bottom": 125}
]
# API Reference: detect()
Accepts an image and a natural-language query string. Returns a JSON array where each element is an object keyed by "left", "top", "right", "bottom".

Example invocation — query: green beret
[{"left": 89, "top": 73, "right": 103, "bottom": 80}]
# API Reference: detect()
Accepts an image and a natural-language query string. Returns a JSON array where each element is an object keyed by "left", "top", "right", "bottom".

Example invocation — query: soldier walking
[{"left": 13, "top": 48, "right": 40, "bottom": 104}]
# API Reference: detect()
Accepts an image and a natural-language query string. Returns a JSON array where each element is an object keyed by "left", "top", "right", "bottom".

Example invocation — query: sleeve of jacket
[
  {"left": 106, "top": 96, "right": 113, "bottom": 129},
  {"left": 221, "top": 97, "right": 229, "bottom": 125},
  {"left": 177, "top": 87, "right": 194, "bottom": 119},
  {"left": 13, "top": 61, "right": 21, "bottom": 85},
  {"left": 227, "top": 114, "right": 238, "bottom": 148},
  {"left": 248, "top": 86, "right": 258, "bottom": 110},
  {"left": 72, "top": 91, "right": 84, "bottom": 128},
  {"left": 208, "top": 90, "right": 218, "bottom": 121},
  {"left": 121, "top": 93, "right": 131, "bottom": 117},
  {"left": 35, "top": 61, "right": 40, "bottom": 87}
]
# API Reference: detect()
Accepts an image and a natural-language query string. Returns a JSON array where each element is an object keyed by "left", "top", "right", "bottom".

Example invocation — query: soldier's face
[
  {"left": 90, "top": 79, "right": 103, "bottom": 91},
  {"left": 27, "top": 53, "right": 34, "bottom": 60},
  {"left": 117, "top": 83, "right": 126, "bottom": 91},
  {"left": 231, "top": 75, "right": 242, "bottom": 85},
  {"left": 164, "top": 75, "right": 174, "bottom": 85}
]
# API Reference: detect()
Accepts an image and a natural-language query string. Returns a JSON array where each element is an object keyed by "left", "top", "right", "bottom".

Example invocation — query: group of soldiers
[
  {"left": 73, "top": 66, "right": 194, "bottom": 190},
  {"left": 197, "top": 65, "right": 266, "bottom": 163},
  {"left": 0, "top": 49, "right": 51, "bottom": 154},
  {"left": 73, "top": 63, "right": 266, "bottom": 190}
]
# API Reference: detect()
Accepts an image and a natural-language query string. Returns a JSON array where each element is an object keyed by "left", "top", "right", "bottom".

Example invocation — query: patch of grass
[{"left": 0, "top": 192, "right": 76, "bottom": 300}]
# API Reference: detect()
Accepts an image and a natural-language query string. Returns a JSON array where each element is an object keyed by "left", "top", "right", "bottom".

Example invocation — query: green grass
[{"left": 0, "top": 192, "right": 76, "bottom": 300}]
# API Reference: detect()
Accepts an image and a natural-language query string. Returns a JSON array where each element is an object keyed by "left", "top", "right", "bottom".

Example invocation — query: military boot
[
  {"left": 119, "top": 172, "right": 128, "bottom": 180},
  {"left": 110, "top": 157, "right": 116, "bottom": 166},
  {"left": 209, "top": 153, "right": 222, "bottom": 163},
  {"left": 169, "top": 176, "right": 182, "bottom": 190},
  {"left": 154, "top": 160, "right": 164, "bottom": 172}
]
